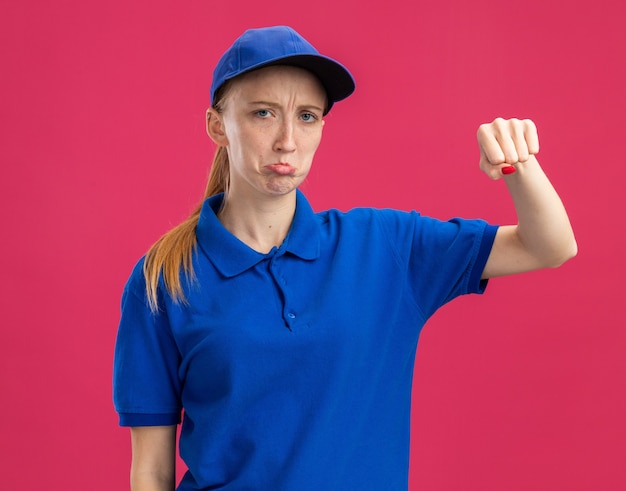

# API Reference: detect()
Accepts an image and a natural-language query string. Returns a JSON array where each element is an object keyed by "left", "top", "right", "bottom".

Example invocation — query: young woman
[{"left": 113, "top": 26, "right": 577, "bottom": 491}]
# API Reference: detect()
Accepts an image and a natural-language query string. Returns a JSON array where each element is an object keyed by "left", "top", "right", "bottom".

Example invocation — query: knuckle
[
  {"left": 477, "top": 123, "right": 490, "bottom": 136},
  {"left": 492, "top": 117, "right": 505, "bottom": 128},
  {"left": 523, "top": 118, "right": 536, "bottom": 129}
]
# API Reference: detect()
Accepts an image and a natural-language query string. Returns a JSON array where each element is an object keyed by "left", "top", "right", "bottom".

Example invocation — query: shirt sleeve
[
  {"left": 112, "top": 259, "right": 182, "bottom": 426},
  {"left": 378, "top": 210, "right": 498, "bottom": 320}
]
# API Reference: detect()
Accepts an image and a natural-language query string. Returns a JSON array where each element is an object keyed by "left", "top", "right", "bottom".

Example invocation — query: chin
[{"left": 264, "top": 176, "right": 303, "bottom": 195}]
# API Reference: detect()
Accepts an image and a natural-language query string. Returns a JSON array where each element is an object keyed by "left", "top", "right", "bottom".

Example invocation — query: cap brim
[{"left": 224, "top": 54, "right": 355, "bottom": 112}]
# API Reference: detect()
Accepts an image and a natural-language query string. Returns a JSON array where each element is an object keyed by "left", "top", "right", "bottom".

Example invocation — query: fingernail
[{"left": 502, "top": 166, "right": 516, "bottom": 175}]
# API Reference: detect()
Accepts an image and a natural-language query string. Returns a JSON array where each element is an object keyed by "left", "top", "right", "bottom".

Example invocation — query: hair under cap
[{"left": 210, "top": 26, "right": 355, "bottom": 114}]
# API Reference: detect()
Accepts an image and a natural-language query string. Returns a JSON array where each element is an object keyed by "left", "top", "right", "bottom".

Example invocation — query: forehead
[{"left": 225, "top": 65, "right": 327, "bottom": 104}]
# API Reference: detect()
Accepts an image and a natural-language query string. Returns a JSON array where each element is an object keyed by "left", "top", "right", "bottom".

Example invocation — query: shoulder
[
  {"left": 316, "top": 206, "right": 420, "bottom": 225},
  {"left": 123, "top": 256, "right": 148, "bottom": 295},
  {"left": 316, "top": 206, "right": 461, "bottom": 239}
]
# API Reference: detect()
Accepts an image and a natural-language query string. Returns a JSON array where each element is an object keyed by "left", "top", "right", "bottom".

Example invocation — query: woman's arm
[
  {"left": 479, "top": 118, "right": 577, "bottom": 278},
  {"left": 130, "top": 425, "right": 177, "bottom": 491}
]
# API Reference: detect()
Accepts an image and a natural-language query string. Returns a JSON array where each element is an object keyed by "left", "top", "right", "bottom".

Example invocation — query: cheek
[
  {"left": 222, "top": 121, "right": 240, "bottom": 147},
  {"left": 304, "top": 129, "right": 323, "bottom": 154},
  {"left": 224, "top": 124, "right": 256, "bottom": 159}
]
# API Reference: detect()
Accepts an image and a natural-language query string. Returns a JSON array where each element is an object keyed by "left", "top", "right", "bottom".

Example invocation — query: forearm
[
  {"left": 130, "top": 426, "right": 176, "bottom": 491},
  {"left": 504, "top": 156, "right": 577, "bottom": 267},
  {"left": 130, "top": 467, "right": 175, "bottom": 491}
]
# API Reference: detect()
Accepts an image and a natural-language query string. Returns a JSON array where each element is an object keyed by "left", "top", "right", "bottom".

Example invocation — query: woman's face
[{"left": 209, "top": 65, "right": 327, "bottom": 199}]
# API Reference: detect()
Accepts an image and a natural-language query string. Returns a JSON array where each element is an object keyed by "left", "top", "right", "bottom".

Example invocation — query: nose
[{"left": 273, "top": 119, "right": 296, "bottom": 153}]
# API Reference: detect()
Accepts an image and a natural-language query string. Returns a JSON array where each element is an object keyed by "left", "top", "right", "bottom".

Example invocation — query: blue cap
[{"left": 210, "top": 26, "right": 355, "bottom": 114}]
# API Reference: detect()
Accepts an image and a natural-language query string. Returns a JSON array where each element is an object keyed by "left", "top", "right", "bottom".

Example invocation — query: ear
[{"left": 206, "top": 108, "right": 228, "bottom": 146}]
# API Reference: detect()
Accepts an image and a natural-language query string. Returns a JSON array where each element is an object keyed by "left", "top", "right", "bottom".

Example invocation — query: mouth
[{"left": 266, "top": 163, "right": 296, "bottom": 175}]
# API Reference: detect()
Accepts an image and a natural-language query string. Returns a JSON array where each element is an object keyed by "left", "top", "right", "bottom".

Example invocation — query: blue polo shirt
[{"left": 113, "top": 190, "right": 497, "bottom": 490}]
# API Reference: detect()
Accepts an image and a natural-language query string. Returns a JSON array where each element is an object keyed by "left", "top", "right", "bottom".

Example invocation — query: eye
[
  {"left": 300, "top": 112, "right": 318, "bottom": 123},
  {"left": 255, "top": 109, "right": 272, "bottom": 118}
]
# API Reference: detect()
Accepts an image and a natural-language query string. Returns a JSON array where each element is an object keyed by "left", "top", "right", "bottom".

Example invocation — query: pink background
[{"left": 2, "top": 0, "right": 625, "bottom": 489}]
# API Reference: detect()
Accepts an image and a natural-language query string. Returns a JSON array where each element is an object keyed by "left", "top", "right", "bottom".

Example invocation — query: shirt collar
[{"left": 195, "top": 189, "right": 321, "bottom": 278}]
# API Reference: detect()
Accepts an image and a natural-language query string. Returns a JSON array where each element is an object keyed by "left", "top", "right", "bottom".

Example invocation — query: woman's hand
[{"left": 477, "top": 117, "right": 540, "bottom": 179}]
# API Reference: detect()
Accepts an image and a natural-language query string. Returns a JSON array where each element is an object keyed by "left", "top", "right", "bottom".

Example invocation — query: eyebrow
[{"left": 247, "top": 100, "right": 325, "bottom": 113}]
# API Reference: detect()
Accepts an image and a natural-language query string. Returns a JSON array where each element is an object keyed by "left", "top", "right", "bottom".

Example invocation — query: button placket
[{"left": 269, "top": 254, "right": 296, "bottom": 329}]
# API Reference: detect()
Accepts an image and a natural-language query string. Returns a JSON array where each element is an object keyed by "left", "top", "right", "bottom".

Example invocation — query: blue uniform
[{"left": 113, "top": 190, "right": 498, "bottom": 490}]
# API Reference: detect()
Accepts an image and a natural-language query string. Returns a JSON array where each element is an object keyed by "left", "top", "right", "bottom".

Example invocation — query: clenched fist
[{"left": 477, "top": 118, "right": 540, "bottom": 179}]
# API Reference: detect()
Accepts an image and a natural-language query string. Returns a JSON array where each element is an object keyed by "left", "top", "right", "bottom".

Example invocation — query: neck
[{"left": 217, "top": 190, "right": 297, "bottom": 253}]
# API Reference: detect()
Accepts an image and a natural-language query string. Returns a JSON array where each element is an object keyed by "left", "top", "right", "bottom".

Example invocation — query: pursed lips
[{"left": 266, "top": 163, "right": 296, "bottom": 175}]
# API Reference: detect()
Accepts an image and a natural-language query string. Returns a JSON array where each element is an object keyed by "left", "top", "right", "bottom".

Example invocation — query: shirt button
[{"left": 287, "top": 312, "right": 296, "bottom": 319}]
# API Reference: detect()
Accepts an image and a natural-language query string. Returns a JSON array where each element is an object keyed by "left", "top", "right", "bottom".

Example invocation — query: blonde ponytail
[{"left": 143, "top": 146, "right": 230, "bottom": 313}]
